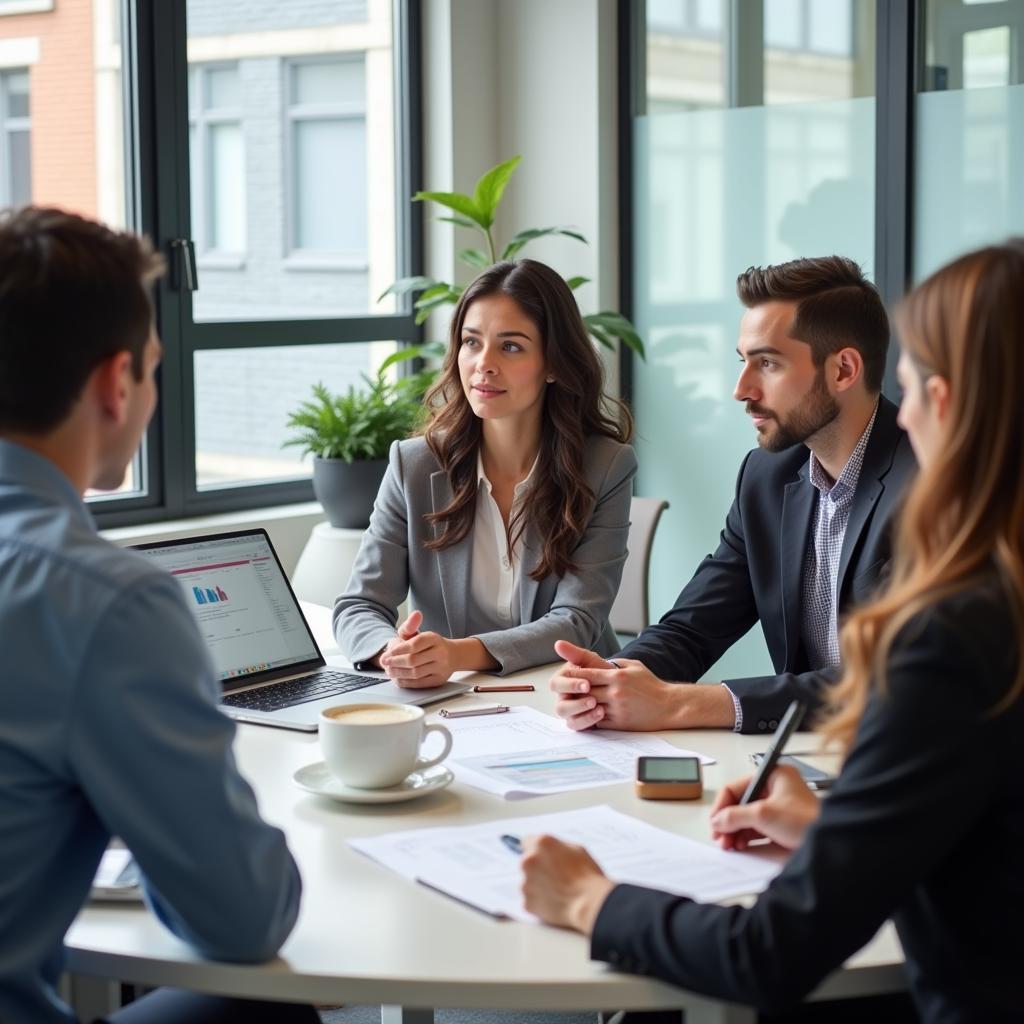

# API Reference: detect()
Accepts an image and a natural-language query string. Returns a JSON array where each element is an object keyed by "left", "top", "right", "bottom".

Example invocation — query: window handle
[{"left": 170, "top": 238, "right": 198, "bottom": 292}]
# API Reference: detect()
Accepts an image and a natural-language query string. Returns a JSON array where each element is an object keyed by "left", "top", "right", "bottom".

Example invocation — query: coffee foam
[{"left": 324, "top": 705, "right": 417, "bottom": 725}]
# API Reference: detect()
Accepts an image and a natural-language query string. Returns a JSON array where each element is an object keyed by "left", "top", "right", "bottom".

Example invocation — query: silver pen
[{"left": 439, "top": 703, "right": 510, "bottom": 719}]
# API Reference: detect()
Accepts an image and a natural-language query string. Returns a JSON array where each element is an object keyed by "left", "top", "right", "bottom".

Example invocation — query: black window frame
[{"left": 91, "top": 0, "right": 423, "bottom": 528}]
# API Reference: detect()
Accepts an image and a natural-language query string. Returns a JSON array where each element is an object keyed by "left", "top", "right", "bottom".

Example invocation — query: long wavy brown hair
[
  {"left": 823, "top": 241, "right": 1024, "bottom": 753},
  {"left": 420, "top": 259, "right": 633, "bottom": 581}
]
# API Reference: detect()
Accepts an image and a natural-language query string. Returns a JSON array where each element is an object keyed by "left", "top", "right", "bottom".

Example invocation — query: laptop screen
[{"left": 134, "top": 530, "right": 322, "bottom": 688}]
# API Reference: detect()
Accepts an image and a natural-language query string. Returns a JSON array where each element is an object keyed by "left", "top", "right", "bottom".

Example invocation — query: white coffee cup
[{"left": 319, "top": 703, "right": 453, "bottom": 789}]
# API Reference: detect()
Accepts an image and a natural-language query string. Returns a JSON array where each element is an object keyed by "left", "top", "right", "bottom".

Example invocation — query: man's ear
[
  {"left": 925, "top": 373, "right": 951, "bottom": 424},
  {"left": 92, "top": 351, "right": 134, "bottom": 427},
  {"left": 830, "top": 346, "right": 864, "bottom": 393}
]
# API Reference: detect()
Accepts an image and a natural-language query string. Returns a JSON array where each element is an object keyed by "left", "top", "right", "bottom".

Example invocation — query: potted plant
[
  {"left": 283, "top": 369, "right": 428, "bottom": 529},
  {"left": 378, "top": 155, "right": 645, "bottom": 371}
]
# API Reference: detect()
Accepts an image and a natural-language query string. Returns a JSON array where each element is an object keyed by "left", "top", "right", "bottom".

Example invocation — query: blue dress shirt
[{"left": 0, "top": 440, "right": 302, "bottom": 1024}]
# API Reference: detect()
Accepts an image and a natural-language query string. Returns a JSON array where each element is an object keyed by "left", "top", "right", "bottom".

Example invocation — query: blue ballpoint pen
[{"left": 500, "top": 833, "right": 523, "bottom": 854}]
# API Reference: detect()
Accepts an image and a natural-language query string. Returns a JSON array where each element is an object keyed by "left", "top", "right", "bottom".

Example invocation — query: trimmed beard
[{"left": 749, "top": 368, "right": 839, "bottom": 452}]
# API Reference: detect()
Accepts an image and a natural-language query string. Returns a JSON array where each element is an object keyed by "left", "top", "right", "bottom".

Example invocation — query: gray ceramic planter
[{"left": 312, "top": 456, "right": 387, "bottom": 529}]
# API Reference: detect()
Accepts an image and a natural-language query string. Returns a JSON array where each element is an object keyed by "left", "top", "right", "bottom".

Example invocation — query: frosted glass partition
[
  {"left": 914, "top": 83, "right": 1024, "bottom": 280},
  {"left": 632, "top": 98, "right": 874, "bottom": 680}
]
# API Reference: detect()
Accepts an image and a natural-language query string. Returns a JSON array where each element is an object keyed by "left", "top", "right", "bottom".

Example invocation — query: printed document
[
  {"left": 443, "top": 706, "right": 714, "bottom": 798},
  {"left": 349, "top": 804, "right": 783, "bottom": 921}
]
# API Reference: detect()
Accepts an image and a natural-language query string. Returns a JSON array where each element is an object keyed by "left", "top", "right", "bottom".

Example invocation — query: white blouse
[{"left": 469, "top": 452, "right": 539, "bottom": 628}]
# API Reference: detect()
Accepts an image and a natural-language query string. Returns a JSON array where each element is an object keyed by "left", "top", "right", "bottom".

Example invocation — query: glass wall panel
[
  {"left": 194, "top": 340, "right": 397, "bottom": 489},
  {"left": 914, "top": 0, "right": 1024, "bottom": 280},
  {"left": 634, "top": 0, "right": 875, "bottom": 680}
]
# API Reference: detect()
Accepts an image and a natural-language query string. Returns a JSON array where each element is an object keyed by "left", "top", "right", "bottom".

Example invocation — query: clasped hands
[
  {"left": 549, "top": 640, "right": 736, "bottom": 731},
  {"left": 376, "top": 610, "right": 458, "bottom": 688},
  {"left": 376, "top": 610, "right": 497, "bottom": 686}
]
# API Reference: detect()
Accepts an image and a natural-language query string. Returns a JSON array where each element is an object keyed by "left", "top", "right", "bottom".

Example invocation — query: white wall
[{"left": 421, "top": 0, "right": 622, "bottom": 388}]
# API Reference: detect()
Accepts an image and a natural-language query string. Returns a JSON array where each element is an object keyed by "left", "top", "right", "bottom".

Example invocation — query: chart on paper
[
  {"left": 460, "top": 751, "right": 621, "bottom": 790},
  {"left": 442, "top": 706, "right": 714, "bottom": 798}
]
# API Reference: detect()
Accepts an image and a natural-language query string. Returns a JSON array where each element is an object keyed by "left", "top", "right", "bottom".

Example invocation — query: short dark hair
[
  {"left": 0, "top": 206, "right": 165, "bottom": 434},
  {"left": 736, "top": 255, "right": 889, "bottom": 393}
]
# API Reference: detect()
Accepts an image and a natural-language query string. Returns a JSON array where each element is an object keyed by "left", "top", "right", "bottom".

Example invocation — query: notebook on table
[{"left": 133, "top": 529, "right": 470, "bottom": 732}]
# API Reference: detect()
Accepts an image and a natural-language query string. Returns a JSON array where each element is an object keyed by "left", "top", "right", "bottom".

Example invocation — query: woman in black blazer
[{"left": 520, "top": 241, "right": 1024, "bottom": 1024}]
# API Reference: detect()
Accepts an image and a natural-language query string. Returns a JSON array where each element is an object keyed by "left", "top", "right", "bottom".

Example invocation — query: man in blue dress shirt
[{"left": 0, "top": 208, "right": 318, "bottom": 1023}]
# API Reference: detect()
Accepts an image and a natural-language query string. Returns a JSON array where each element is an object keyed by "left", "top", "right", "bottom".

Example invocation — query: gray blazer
[{"left": 333, "top": 434, "right": 637, "bottom": 675}]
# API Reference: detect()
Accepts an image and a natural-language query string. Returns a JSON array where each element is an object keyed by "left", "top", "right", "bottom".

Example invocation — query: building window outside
[
  {"left": 1, "top": 69, "right": 30, "bottom": 208},
  {"left": 188, "top": 63, "right": 246, "bottom": 259},
  {"left": 285, "top": 55, "right": 367, "bottom": 263},
  {"left": 168, "top": 0, "right": 412, "bottom": 512},
  {"left": 648, "top": 0, "right": 853, "bottom": 57}
]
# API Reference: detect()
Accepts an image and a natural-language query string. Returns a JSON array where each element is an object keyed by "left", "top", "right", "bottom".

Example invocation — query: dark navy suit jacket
[{"left": 619, "top": 396, "right": 917, "bottom": 733}]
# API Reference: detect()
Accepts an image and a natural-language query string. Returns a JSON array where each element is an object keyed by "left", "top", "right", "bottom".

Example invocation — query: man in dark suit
[{"left": 552, "top": 256, "right": 917, "bottom": 735}]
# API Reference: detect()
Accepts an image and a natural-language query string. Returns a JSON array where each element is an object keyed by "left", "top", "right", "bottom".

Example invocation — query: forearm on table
[
  {"left": 450, "top": 637, "right": 500, "bottom": 672},
  {"left": 663, "top": 680, "right": 737, "bottom": 730}
]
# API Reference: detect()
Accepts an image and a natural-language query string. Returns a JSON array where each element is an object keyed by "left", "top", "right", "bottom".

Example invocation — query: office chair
[{"left": 609, "top": 496, "right": 669, "bottom": 645}]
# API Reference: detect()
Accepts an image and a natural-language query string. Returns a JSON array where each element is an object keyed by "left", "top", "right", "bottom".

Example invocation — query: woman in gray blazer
[{"left": 333, "top": 259, "right": 636, "bottom": 684}]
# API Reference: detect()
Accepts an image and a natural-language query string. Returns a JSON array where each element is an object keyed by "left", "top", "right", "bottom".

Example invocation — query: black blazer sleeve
[
  {"left": 591, "top": 594, "right": 1020, "bottom": 1017},
  {"left": 718, "top": 666, "right": 838, "bottom": 732}
]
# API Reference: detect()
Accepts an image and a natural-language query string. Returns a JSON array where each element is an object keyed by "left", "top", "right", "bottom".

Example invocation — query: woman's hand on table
[{"left": 378, "top": 611, "right": 499, "bottom": 687}]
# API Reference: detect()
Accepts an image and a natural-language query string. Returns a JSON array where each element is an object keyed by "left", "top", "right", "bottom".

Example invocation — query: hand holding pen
[{"left": 709, "top": 701, "right": 821, "bottom": 853}]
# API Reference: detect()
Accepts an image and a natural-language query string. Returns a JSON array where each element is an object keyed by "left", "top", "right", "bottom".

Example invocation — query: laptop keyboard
[{"left": 222, "top": 670, "right": 381, "bottom": 713}]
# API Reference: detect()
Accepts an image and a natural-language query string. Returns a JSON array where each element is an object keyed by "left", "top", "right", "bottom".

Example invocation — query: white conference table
[{"left": 65, "top": 604, "right": 905, "bottom": 1024}]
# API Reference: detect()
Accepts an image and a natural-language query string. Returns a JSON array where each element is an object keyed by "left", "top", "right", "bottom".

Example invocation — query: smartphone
[
  {"left": 749, "top": 753, "right": 835, "bottom": 791},
  {"left": 635, "top": 755, "right": 703, "bottom": 800}
]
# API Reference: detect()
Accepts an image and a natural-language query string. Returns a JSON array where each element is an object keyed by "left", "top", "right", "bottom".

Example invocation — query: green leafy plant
[
  {"left": 283, "top": 369, "right": 430, "bottom": 463},
  {"left": 378, "top": 155, "right": 644, "bottom": 372}
]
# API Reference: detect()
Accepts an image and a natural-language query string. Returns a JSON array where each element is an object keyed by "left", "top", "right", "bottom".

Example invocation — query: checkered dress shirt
[{"left": 800, "top": 403, "right": 879, "bottom": 670}]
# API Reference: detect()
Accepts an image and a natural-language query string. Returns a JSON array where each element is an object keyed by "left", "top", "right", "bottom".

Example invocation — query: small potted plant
[{"left": 283, "top": 369, "right": 428, "bottom": 529}]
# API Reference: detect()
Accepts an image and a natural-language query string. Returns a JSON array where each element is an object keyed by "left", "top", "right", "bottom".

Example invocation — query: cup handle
[{"left": 416, "top": 722, "right": 453, "bottom": 771}]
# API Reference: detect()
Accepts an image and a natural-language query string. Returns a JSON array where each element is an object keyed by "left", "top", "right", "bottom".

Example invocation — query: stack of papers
[
  {"left": 443, "top": 706, "right": 714, "bottom": 799},
  {"left": 350, "top": 804, "right": 784, "bottom": 921}
]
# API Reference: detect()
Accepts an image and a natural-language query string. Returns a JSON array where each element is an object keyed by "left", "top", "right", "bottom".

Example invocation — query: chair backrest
[{"left": 610, "top": 496, "right": 669, "bottom": 639}]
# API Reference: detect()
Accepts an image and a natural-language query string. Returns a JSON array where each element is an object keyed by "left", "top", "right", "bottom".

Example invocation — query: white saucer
[{"left": 292, "top": 762, "right": 454, "bottom": 804}]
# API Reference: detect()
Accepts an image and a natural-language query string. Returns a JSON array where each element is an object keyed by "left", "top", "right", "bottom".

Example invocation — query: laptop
[{"left": 133, "top": 528, "right": 471, "bottom": 732}]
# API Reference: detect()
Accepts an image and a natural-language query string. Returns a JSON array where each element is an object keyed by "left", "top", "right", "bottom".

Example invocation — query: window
[
  {"left": 764, "top": 0, "right": 854, "bottom": 56},
  {"left": 189, "top": 63, "right": 246, "bottom": 260},
  {"left": 0, "top": 0, "right": 138, "bottom": 502},
  {"left": 915, "top": 0, "right": 1024, "bottom": 279},
  {"left": 0, "top": 70, "right": 29, "bottom": 207},
  {"left": 83, "top": 0, "right": 421, "bottom": 525},
  {"left": 286, "top": 56, "right": 368, "bottom": 263}
]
